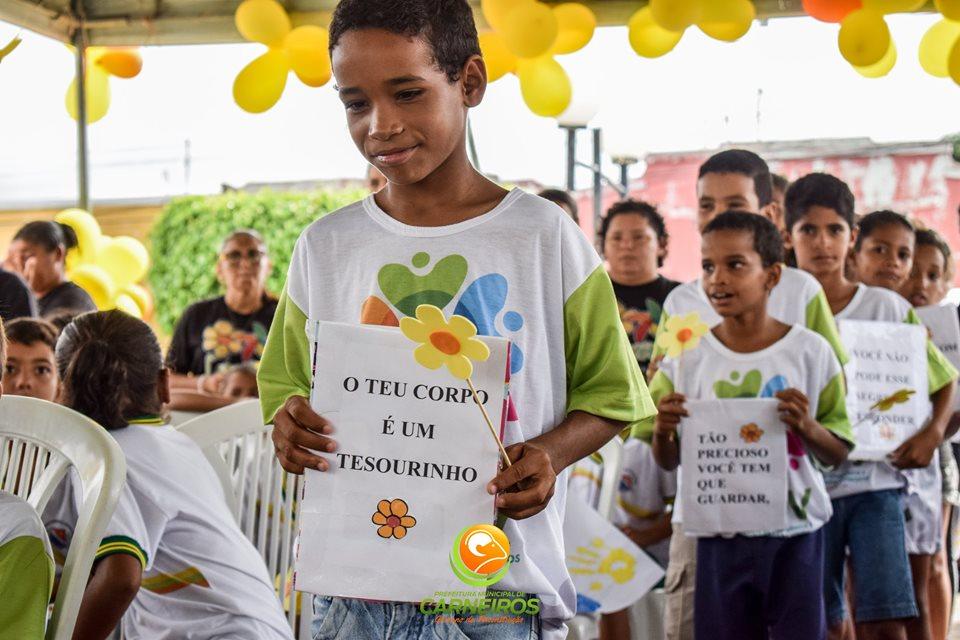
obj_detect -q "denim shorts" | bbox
[822,489,918,625]
[311,595,541,640]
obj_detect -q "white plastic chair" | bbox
[0,395,126,640]
[176,400,308,639]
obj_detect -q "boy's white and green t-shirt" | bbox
[637,326,853,537]
[258,189,656,624]
[45,422,293,640]
[0,491,54,639]
[653,267,848,365]
[824,285,958,499]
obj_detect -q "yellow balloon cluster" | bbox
[65,47,142,124]
[54,209,154,320]
[919,4,960,87]
[628,0,755,60]
[480,0,595,118]
[233,0,332,113]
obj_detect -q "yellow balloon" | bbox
[95,236,150,290]
[698,0,756,42]
[71,264,115,310]
[481,0,534,33]
[479,32,517,81]
[861,0,926,13]
[113,293,142,318]
[233,50,290,114]
[503,2,559,59]
[650,0,702,32]
[937,0,960,20]
[65,64,110,124]
[628,7,684,58]
[919,19,960,77]
[121,284,154,321]
[516,56,572,117]
[838,9,891,67]
[284,26,331,86]
[551,3,596,55]
[95,48,142,78]
[55,208,102,264]
[854,40,897,77]
[950,36,960,84]
[235,0,291,46]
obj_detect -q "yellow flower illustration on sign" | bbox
[202,320,242,359]
[870,388,916,412]
[399,304,490,380]
[739,423,764,444]
[655,312,709,358]
[568,537,636,588]
[373,498,417,540]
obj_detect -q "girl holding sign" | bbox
[643,211,853,640]
[785,177,958,640]
[900,228,960,640]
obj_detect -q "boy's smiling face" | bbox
[901,243,949,308]
[854,223,915,291]
[701,229,780,318]
[696,173,761,231]
[332,29,484,187]
[787,205,855,281]
[4,339,59,402]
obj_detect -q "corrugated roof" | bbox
[3,0,933,47]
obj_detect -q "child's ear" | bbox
[781,228,793,251]
[157,367,171,405]
[461,55,487,108]
[849,226,858,251]
[766,262,782,291]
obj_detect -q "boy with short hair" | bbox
[257,1,655,637]
[647,211,852,639]
[3,317,60,401]
[0,318,56,639]
[649,149,846,640]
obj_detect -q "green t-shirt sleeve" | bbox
[817,372,854,448]
[805,290,849,366]
[257,285,312,425]
[630,370,675,442]
[905,308,959,395]
[564,266,657,430]
[0,536,54,639]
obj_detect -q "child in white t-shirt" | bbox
[54,311,292,640]
[784,176,957,639]
[643,211,853,640]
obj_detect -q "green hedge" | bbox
[148,189,365,334]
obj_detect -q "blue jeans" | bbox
[311,596,541,640]
[823,489,918,625]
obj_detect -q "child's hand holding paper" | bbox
[272,396,337,473]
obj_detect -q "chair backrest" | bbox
[176,400,306,637]
[0,395,126,640]
[594,436,624,522]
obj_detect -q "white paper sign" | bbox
[840,319,931,461]
[916,304,960,417]
[680,399,788,536]
[564,493,665,614]
[295,322,509,603]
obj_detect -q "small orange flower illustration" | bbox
[202,320,243,359]
[372,498,417,540]
[739,423,764,444]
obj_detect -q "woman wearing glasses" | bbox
[165,230,277,411]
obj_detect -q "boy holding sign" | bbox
[643,212,853,640]
[785,177,958,639]
[257,1,655,638]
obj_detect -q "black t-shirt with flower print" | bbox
[611,275,680,373]
[165,295,278,376]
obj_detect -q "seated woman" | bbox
[55,311,292,640]
[165,230,277,412]
[6,221,96,318]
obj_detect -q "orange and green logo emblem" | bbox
[449,524,510,587]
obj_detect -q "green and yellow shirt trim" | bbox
[96,535,148,569]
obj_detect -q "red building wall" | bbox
[576,149,960,285]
